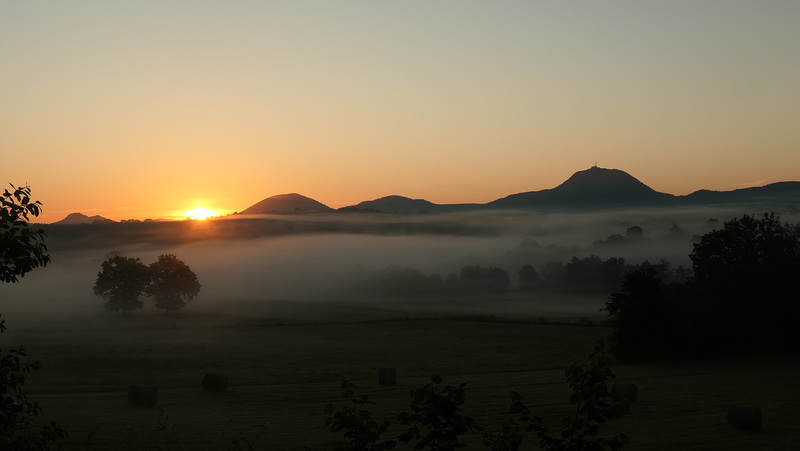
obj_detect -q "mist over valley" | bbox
[4,168,800,449]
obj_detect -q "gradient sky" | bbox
[3,1,799,223]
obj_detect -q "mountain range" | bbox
[52,167,800,223]
[242,166,800,215]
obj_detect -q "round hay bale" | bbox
[202,373,228,392]
[128,385,157,407]
[610,382,638,402]
[378,368,396,385]
[728,405,762,430]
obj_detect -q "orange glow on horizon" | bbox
[182,207,220,220]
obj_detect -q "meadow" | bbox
[10,298,800,450]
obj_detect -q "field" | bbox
[5,297,799,450]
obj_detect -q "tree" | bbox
[1,184,66,448]
[146,254,201,313]
[1,184,50,284]
[689,212,800,351]
[563,255,626,293]
[625,226,644,241]
[603,268,699,361]
[394,376,481,451]
[605,212,800,361]
[1,348,67,449]
[93,255,150,314]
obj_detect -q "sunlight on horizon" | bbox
[182,207,220,220]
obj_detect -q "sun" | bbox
[183,207,220,220]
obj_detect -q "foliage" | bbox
[605,212,800,360]
[345,265,444,298]
[146,254,201,313]
[93,253,201,314]
[564,255,626,293]
[538,261,565,289]
[0,184,50,283]
[324,380,396,451]
[93,255,151,314]
[154,405,176,450]
[222,421,268,451]
[0,347,67,449]
[690,212,800,351]
[517,264,539,291]
[555,341,630,450]
[394,376,481,451]
[0,184,65,449]
[484,341,629,451]
[324,344,628,451]
[603,268,699,361]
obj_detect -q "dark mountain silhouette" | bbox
[240,167,800,216]
[343,195,440,214]
[240,193,333,214]
[488,166,675,210]
[680,181,800,205]
[53,213,114,225]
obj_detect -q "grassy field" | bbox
[7,299,800,450]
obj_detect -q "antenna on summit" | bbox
[592,160,598,168]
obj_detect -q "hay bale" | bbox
[128,385,157,407]
[728,405,762,430]
[378,368,396,385]
[202,373,228,392]
[610,382,638,402]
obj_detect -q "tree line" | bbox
[343,256,689,298]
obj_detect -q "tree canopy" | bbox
[93,256,150,314]
[0,185,66,447]
[605,212,800,360]
[0,184,50,283]
[146,254,201,313]
[690,212,800,350]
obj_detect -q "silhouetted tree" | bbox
[664,224,688,242]
[146,254,201,313]
[539,261,565,289]
[1,185,66,448]
[564,255,626,293]
[93,255,150,314]
[1,184,50,284]
[604,268,699,361]
[690,212,800,351]
[625,226,644,241]
[606,212,800,361]
[517,264,539,290]
[344,264,444,297]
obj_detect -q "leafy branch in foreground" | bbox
[1,184,65,450]
[484,341,629,451]
[324,380,396,451]
[393,375,481,451]
[324,342,628,451]
[1,184,50,284]
[0,347,67,450]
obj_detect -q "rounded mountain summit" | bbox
[240,193,333,214]
[489,166,674,210]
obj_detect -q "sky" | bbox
[2,1,799,223]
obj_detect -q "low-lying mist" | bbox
[3,204,793,327]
